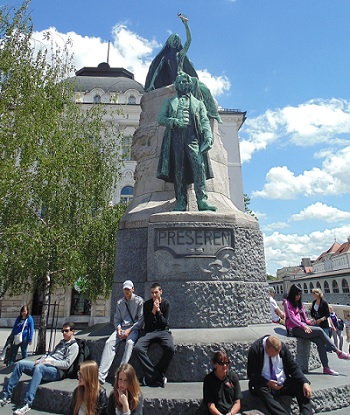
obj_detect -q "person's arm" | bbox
[131,394,143,415]
[130,298,144,332]
[66,387,78,415]
[96,387,108,415]
[28,315,35,343]
[198,101,213,153]
[154,300,170,329]
[284,300,307,329]
[275,305,285,320]
[45,341,79,370]
[106,393,116,415]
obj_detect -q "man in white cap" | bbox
[98,280,144,384]
[269,287,285,325]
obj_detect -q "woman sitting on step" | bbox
[107,363,143,415]
[284,284,350,376]
[67,360,108,415]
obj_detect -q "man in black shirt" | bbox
[134,282,175,387]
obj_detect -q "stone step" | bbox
[2,358,350,415]
[80,323,321,382]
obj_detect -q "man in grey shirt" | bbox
[0,321,79,415]
[99,280,144,384]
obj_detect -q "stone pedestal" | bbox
[112,85,270,328]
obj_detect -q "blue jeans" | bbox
[4,360,61,406]
[9,337,30,365]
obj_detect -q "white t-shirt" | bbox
[269,296,280,322]
[262,337,286,386]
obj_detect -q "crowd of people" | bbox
[0,282,350,415]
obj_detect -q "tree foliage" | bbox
[0,0,126,349]
[243,193,258,220]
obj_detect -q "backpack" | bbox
[337,319,344,331]
[64,338,91,379]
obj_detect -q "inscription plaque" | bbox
[154,228,234,258]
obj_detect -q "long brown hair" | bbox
[114,364,141,412]
[73,360,100,415]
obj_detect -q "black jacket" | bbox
[143,298,170,333]
[247,336,310,394]
[67,386,107,415]
[310,298,330,329]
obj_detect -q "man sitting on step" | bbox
[98,279,144,384]
[0,321,79,415]
[247,335,312,415]
[134,282,175,387]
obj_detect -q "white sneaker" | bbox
[13,403,31,415]
[0,393,11,406]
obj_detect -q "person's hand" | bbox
[200,138,213,153]
[118,389,129,412]
[309,319,316,326]
[178,13,188,24]
[303,383,312,398]
[304,326,312,334]
[174,118,188,129]
[266,380,283,391]
[123,328,132,338]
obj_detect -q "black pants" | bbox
[134,330,175,383]
[252,378,312,415]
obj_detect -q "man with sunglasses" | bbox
[247,335,312,415]
[0,322,79,415]
[98,280,144,384]
[203,350,242,415]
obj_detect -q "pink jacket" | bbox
[283,299,312,331]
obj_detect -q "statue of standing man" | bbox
[157,72,216,212]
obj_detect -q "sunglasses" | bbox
[217,361,230,366]
[61,329,71,333]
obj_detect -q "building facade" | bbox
[270,238,350,306]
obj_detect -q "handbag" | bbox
[14,318,27,345]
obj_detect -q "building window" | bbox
[120,186,134,204]
[128,95,136,104]
[280,285,283,294]
[342,279,349,293]
[276,286,280,294]
[310,282,314,291]
[303,283,308,294]
[122,137,132,161]
[71,289,91,315]
[93,94,101,104]
[332,280,339,294]
[324,281,330,294]
[316,281,321,289]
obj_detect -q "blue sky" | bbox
[11,0,350,275]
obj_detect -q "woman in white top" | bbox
[67,360,107,415]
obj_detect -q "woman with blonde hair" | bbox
[107,363,143,415]
[310,288,331,336]
[67,360,107,415]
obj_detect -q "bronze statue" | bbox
[157,72,216,212]
[145,14,222,124]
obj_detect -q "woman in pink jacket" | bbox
[284,284,349,376]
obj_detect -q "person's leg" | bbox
[331,329,339,348]
[154,331,175,378]
[171,132,187,210]
[338,330,344,350]
[98,331,120,383]
[20,338,29,360]
[133,333,157,382]
[281,378,312,415]
[292,327,329,368]
[24,364,60,406]
[252,384,289,415]
[9,344,20,365]
[120,330,139,365]
[4,360,35,398]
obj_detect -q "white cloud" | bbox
[252,146,350,199]
[291,202,350,223]
[264,225,350,275]
[261,221,289,233]
[31,25,231,96]
[240,98,350,163]
[197,69,231,97]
